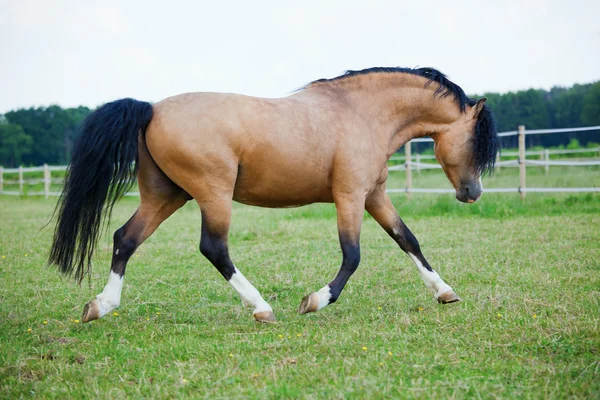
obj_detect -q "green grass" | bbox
[1,172,599,398]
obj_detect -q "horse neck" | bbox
[325,74,464,156]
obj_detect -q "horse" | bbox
[49,66,499,324]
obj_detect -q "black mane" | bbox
[308,66,471,112]
[308,66,500,174]
[472,103,500,175]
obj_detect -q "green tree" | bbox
[5,105,91,165]
[547,84,589,128]
[0,118,33,167]
[580,82,600,126]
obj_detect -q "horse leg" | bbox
[299,194,364,314]
[198,198,275,323]
[81,194,188,322]
[81,137,190,323]
[365,187,460,303]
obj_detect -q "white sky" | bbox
[1,0,599,113]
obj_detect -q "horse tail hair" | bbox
[48,98,153,283]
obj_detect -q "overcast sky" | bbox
[1,0,599,113]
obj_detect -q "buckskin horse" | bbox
[49,67,499,324]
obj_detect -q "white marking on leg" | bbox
[408,253,453,298]
[229,267,272,314]
[315,285,332,310]
[95,271,123,318]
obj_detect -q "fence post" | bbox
[518,125,526,199]
[405,142,412,200]
[0,166,3,194]
[495,151,500,171]
[19,166,24,195]
[544,149,550,175]
[44,164,50,199]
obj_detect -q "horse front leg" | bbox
[365,188,460,304]
[198,198,275,323]
[299,193,364,314]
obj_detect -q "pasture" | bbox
[1,166,599,398]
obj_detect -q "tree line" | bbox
[1,81,599,167]
[481,81,600,149]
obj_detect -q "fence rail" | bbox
[1,125,599,199]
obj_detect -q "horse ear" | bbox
[473,98,487,119]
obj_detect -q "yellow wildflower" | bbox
[113,312,118,316]
[362,346,368,351]
[74,319,80,323]
[27,328,32,332]
[43,321,48,324]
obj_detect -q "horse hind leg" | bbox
[82,141,190,322]
[81,192,188,322]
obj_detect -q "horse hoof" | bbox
[253,310,276,324]
[82,300,101,323]
[298,293,319,314]
[437,291,461,304]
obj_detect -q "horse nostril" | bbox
[465,186,470,196]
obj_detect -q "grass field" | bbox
[1,167,599,399]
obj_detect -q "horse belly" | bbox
[233,161,332,207]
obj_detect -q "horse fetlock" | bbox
[96,293,120,310]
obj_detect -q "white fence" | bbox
[0,164,66,198]
[1,126,599,199]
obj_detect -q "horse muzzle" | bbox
[456,181,482,203]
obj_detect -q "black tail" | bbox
[49,98,153,282]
